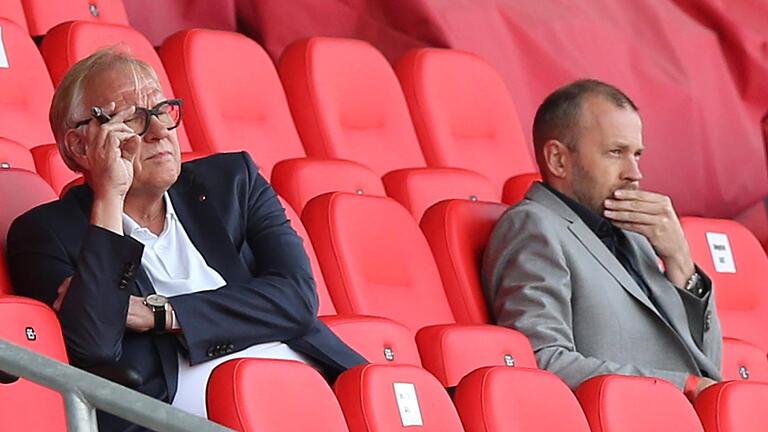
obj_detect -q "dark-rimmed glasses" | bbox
[72,99,183,137]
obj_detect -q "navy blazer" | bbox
[7,152,366,431]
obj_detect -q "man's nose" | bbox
[141,115,170,142]
[623,157,643,182]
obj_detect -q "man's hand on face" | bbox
[602,189,695,288]
[82,103,141,201]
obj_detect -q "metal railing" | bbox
[0,338,233,432]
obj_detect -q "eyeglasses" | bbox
[72,99,183,136]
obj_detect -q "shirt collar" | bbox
[122,192,177,236]
[541,182,615,240]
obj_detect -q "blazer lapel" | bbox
[527,183,662,318]
[167,169,251,284]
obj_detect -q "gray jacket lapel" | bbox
[526,183,662,318]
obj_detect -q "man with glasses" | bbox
[6,48,365,431]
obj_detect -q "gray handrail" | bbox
[0,338,233,432]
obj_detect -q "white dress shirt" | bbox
[123,193,310,417]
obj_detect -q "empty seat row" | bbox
[0,16,538,218]
[0,0,128,37]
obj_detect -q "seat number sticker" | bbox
[0,27,9,68]
[393,382,423,426]
[706,232,736,273]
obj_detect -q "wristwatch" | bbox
[144,294,169,333]
[684,272,704,297]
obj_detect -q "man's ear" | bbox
[63,129,88,167]
[542,139,570,179]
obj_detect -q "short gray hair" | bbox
[49,47,160,171]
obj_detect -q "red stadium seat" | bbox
[279,37,426,176]
[416,324,536,387]
[30,144,79,195]
[722,337,768,383]
[695,381,768,431]
[396,48,538,195]
[0,169,57,294]
[272,158,385,215]
[0,137,35,172]
[279,198,336,316]
[454,366,591,432]
[279,37,494,214]
[0,168,56,246]
[419,199,508,323]
[322,315,421,366]
[302,193,455,333]
[503,172,542,205]
[207,358,350,432]
[576,375,704,432]
[39,21,194,153]
[334,364,464,432]
[382,167,497,221]
[159,29,308,177]
[0,295,68,430]
[0,0,28,32]
[0,18,55,148]
[680,217,768,353]
[21,0,129,37]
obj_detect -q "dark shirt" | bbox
[542,183,673,322]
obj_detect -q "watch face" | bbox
[145,294,168,308]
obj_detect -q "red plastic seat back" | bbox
[455,366,591,432]
[334,364,464,432]
[272,158,385,215]
[279,37,426,176]
[207,358,350,432]
[322,315,421,366]
[503,173,542,205]
[302,193,455,333]
[0,18,55,148]
[39,21,193,152]
[0,168,56,244]
[396,48,536,194]
[681,217,768,351]
[0,137,35,172]
[420,199,508,323]
[722,337,768,383]
[22,0,129,37]
[0,169,57,294]
[279,198,335,316]
[0,295,68,430]
[695,381,768,432]
[0,0,28,33]
[160,29,306,177]
[30,144,79,195]
[576,375,704,432]
[382,167,499,222]
[416,324,536,387]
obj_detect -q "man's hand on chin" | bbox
[602,189,695,288]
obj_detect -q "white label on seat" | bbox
[706,232,736,273]
[0,27,9,68]
[393,382,423,427]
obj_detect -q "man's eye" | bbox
[609,149,622,156]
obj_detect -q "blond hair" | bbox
[49,46,160,171]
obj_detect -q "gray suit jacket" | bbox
[482,183,722,389]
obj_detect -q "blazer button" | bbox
[704,311,712,332]
[227,344,235,352]
[206,347,216,358]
